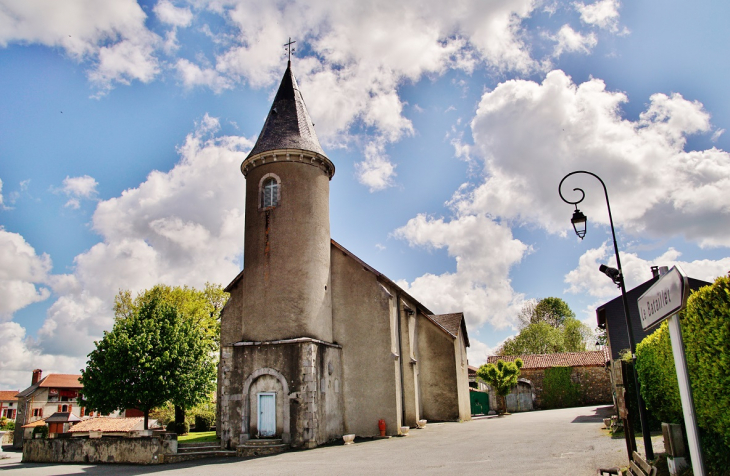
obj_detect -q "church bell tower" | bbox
[239,61,335,343]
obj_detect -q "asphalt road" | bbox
[0,405,632,475]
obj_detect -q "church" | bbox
[217,60,471,451]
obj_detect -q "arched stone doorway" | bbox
[241,368,291,443]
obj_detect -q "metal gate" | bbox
[257,393,276,437]
[505,381,533,412]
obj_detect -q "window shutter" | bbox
[39,408,43,417]
[69,404,73,413]
[80,407,85,417]
[58,405,62,412]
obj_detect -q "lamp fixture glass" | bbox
[571,208,587,239]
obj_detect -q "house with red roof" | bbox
[485,350,612,412]
[0,390,19,421]
[12,369,87,447]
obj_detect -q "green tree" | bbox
[113,283,227,429]
[499,322,565,355]
[502,298,591,355]
[80,296,217,429]
[477,358,524,414]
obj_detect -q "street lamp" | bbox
[571,207,587,239]
[559,170,654,460]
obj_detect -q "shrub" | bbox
[32,425,48,439]
[175,421,190,435]
[682,275,730,449]
[165,419,176,433]
[635,321,682,424]
[194,412,215,432]
[542,366,580,409]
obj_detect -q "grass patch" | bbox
[177,431,218,443]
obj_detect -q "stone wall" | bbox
[490,365,612,411]
[22,435,177,464]
[218,339,344,450]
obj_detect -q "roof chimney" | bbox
[32,369,42,385]
[651,266,659,278]
[658,266,669,276]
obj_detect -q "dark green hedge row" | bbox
[542,366,580,409]
[635,274,730,472]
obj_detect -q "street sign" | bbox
[637,265,689,330]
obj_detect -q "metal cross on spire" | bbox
[284,37,296,65]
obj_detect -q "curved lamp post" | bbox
[559,170,654,460]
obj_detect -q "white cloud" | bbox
[466,337,496,366]
[175,58,233,93]
[355,140,397,192]
[564,243,730,301]
[62,175,98,197]
[0,0,160,92]
[0,227,52,320]
[59,175,98,208]
[552,24,597,57]
[394,213,530,331]
[575,0,621,32]
[186,0,589,163]
[154,0,193,28]
[0,321,83,389]
[0,119,252,385]
[459,70,729,247]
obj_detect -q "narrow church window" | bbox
[259,174,281,209]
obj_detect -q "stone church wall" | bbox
[417,315,460,422]
[330,247,399,437]
[217,340,343,450]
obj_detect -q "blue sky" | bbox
[1,0,729,389]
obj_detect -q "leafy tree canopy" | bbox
[517,297,576,329]
[477,358,523,414]
[82,284,227,429]
[114,283,227,347]
[500,297,593,355]
[81,296,217,429]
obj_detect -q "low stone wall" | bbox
[488,365,612,411]
[520,366,612,409]
[22,434,177,464]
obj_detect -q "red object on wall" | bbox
[378,419,386,437]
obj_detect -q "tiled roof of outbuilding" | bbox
[22,418,47,428]
[0,390,18,401]
[68,417,146,433]
[38,374,82,389]
[486,349,609,369]
[246,63,327,160]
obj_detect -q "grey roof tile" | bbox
[246,62,326,159]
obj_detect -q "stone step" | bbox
[237,442,289,458]
[242,438,283,446]
[164,450,237,464]
[178,444,222,453]
[178,441,221,448]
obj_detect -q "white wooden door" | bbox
[258,393,276,437]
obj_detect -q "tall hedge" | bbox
[541,367,581,409]
[635,321,682,424]
[635,274,730,452]
[682,274,730,449]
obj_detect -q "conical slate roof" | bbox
[246,62,326,160]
